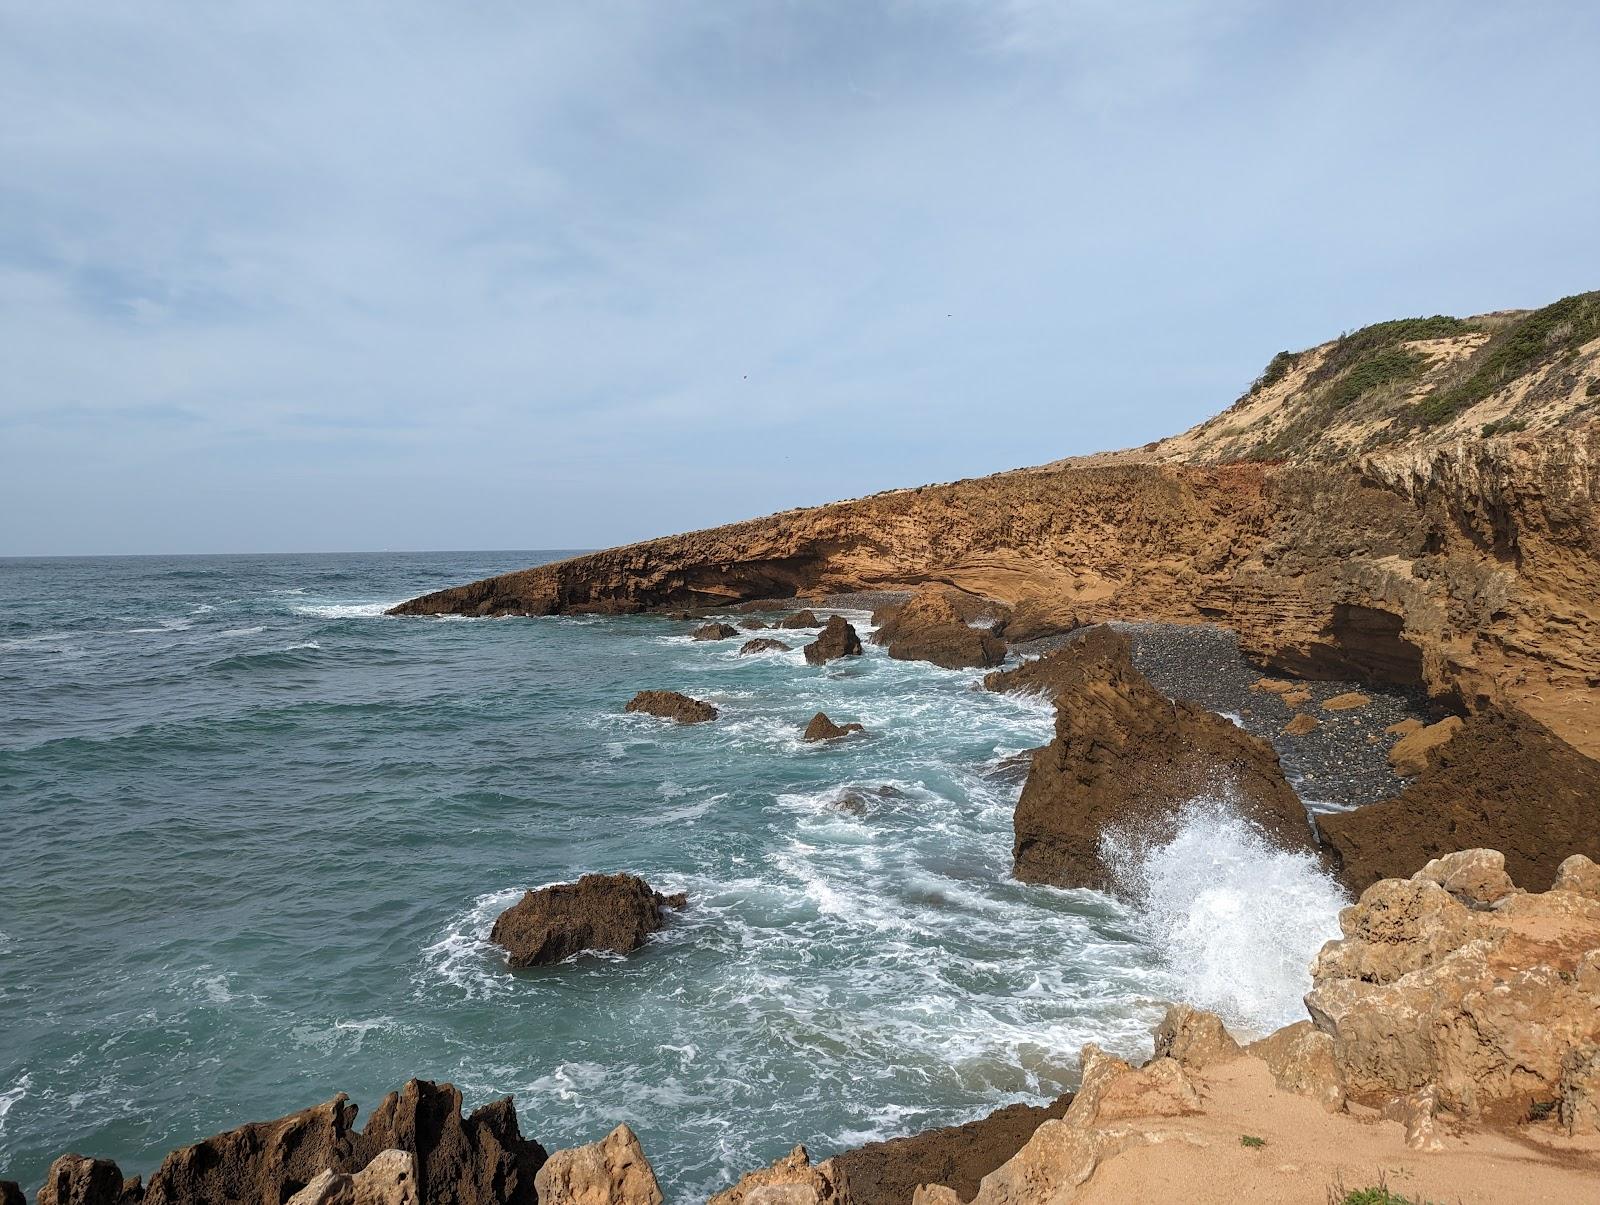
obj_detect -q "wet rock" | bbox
[802,713,865,742]
[533,1124,663,1205]
[777,610,821,630]
[994,596,1078,643]
[1387,715,1462,776]
[709,1146,850,1205]
[285,1150,418,1205]
[624,691,718,724]
[989,626,1317,890]
[803,616,863,665]
[739,638,790,655]
[35,1156,129,1205]
[692,623,739,641]
[1321,691,1370,711]
[1553,854,1600,899]
[872,586,1006,670]
[1248,1021,1344,1112]
[1319,708,1600,892]
[740,619,771,631]
[1151,1004,1242,1071]
[490,873,687,968]
[1411,848,1517,908]
[1282,713,1319,736]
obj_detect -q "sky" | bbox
[2,2,1598,555]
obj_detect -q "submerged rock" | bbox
[802,712,865,741]
[624,690,718,723]
[739,638,790,655]
[872,586,1006,669]
[691,622,739,641]
[803,616,863,665]
[490,873,687,968]
[533,1124,662,1205]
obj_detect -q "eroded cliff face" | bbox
[393,423,1600,758]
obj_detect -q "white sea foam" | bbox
[291,601,397,619]
[1100,798,1348,1036]
[284,640,321,651]
[0,1074,29,1136]
[418,888,523,1000]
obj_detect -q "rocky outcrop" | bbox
[777,611,821,630]
[802,712,865,742]
[532,1125,662,1205]
[738,638,790,655]
[692,623,739,641]
[831,1095,1072,1205]
[803,616,863,665]
[708,1147,850,1205]
[25,1081,547,1205]
[623,691,718,724]
[990,626,1317,890]
[1150,1004,1242,1071]
[993,597,1080,643]
[1304,849,1600,1126]
[489,874,686,968]
[1319,708,1600,892]
[871,587,1006,670]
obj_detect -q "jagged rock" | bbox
[1552,854,1600,899]
[1282,713,1319,736]
[1388,715,1463,776]
[802,713,865,742]
[803,616,863,665]
[871,586,1006,670]
[533,1124,662,1205]
[691,622,739,641]
[1304,863,1600,1125]
[739,638,790,655]
[1411,848,1517,908]
[1150,1004,1242,1071]
[988,626,1317,890]
[1248,1021,1344,1112]
[708,1146,850,1205]
[285,1150,418,1205]
[624,691,718,723]
[1068,1045,1200,1126]
[1319,708,1600,892]
[35,1156,129,1205]
[490,874,686,968]
[1322,692,1370,711]
[993,596,1078,643]
[777,610,821,630]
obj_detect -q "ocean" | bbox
[0,552,1345,1199]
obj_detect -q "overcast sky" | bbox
[3,1,1597,555]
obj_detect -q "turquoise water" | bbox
[1,552,1300,1199]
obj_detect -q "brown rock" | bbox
[831,1094,1073,1205]
[709,1146,850,1205]
[1282,713,1319,736]
[1386,718,1425,736]
[872,586,1006,670]
[1150,1004,1242,1071]
[1247,1021,1344,1112]
[35,1156,129,1205]
[992,626,1317,890]
[993,596,1078,643]
[1561,1047,1600,1135]
[1,1184,24,1205]
[489,873,686,968]
[692,623,739,641]
[803,616,863,665]
[740,619,771,631]
[802,713,865,742]
[1410,848,1517,908]
[1251,678,1297,694]
[739,638,790,655]
[1553,854,1600,899]
[777,610,821,629]
[1319,708,1600,893]
[624,691,718,723]
[284,1150,418,1205]
[533,1124,662,1205]
[1321,691,1370,711]
[1281,689,1312,708]
[1387,715,1463,776]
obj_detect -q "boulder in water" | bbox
[803,616,863,665]
[872,586,1006,669]
[778,609,821,629]
[740,618,771,631]
[738,638,790,655]
[803,712,865,741]
[624,691,717,723]
[691,622,739,641]
[490,873,687,968]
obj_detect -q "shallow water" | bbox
[0,553,1344,1198]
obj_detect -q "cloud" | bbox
[1,0,1597,553]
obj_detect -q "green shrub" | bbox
[1239,1134,1266,1148]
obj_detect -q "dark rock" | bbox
[830,794,871,816]
[738,638,790,655]
[995,596,1082,643]
[35,1156,130,1205]
[989,626,1317,890]
[0,1183,24,1205]
[489,873,687,968]
[732,598,792,614]
[1320,708,1600,893]
[830,1092,1073,1205]
[358,1083,544,1205]
[778,610,821,629]
[624,691,718,723]
[739,619,771,631]
[802,712,866,742]
[803,616,864,665]
[666,610,696,621]
[873,586,1006,669]
[691,623,739,641]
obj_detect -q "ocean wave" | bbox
[290,601,398,619]
[0,1073,31,1136]
[416,888,524,1001]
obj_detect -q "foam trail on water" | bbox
[1100,798,1348,1036]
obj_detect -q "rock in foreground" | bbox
[872,586,1006,669]
[803,616,863,665]
[624,690,718,723]
[709,1146,850,1205]
[989,626,1316,890]
[490,873,687,968]
[802,712,865,742]
[534,1125,662,1205]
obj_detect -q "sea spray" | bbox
[1100,797,1348,1036]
